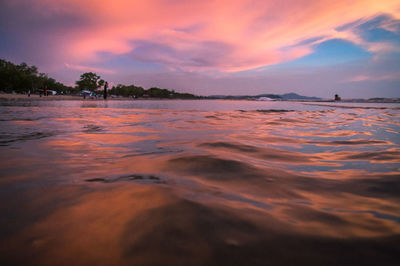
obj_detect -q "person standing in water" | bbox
[104,81,108,100]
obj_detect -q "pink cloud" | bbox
[10,0,400,71]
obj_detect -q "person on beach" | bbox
[28,90,30,97]
[104,81,108,100]
[44,86,47,96]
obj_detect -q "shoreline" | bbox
[0,93,139,101]
[0,93,197,101]
[0,93,83,101]
[1,93,399,103]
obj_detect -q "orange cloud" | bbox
[31,0,400,71]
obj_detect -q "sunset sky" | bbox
[1,0,399,97]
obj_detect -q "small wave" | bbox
[0,132,54,145]
[83,124,103,133]
[304,103,400,110]
[237,109,294,113]
[336,149,400,162]
[85,174,165,184]
[256,109,294,113]
[308,139,390,146]
[199,141,316,163]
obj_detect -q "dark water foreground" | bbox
[0,100,399,266]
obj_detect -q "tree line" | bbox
[109,84,199,99]
[0,58,200,99]
[0,58,75,94]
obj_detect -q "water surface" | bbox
[0,100,399,265]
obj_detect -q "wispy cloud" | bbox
[65,63,115,74]
[348,73,400,82]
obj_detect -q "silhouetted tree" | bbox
[0,58,73,94]
[0,58,199,98]
[147,87,171,98]
[76,72,104,92]
[109,84,145,97]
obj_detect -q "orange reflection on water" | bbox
[283,191,400,238]
[2,185,175,266]
[73,133,158,145]
[301,169,400,180]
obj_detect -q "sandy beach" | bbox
[0,93,199,101]
[0,93,85,101]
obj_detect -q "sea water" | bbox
[0,100,399,265]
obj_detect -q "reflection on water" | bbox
[0,100,399,265]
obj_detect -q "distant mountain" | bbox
[255,94,282,99]
[208,92,320,100]
[208,94,281,99]
[208,95,255,99]
[280,93,321,100]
